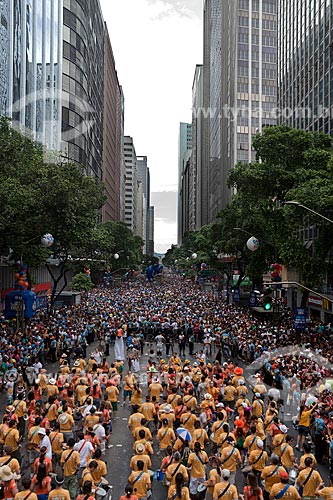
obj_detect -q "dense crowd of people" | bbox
[0,275,332,500]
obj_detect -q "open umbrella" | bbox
[176,427,192,442]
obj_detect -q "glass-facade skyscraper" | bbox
[0,0,105,181]
[278,0,333,136]
[0,0,63,150]
[204,0,277,222]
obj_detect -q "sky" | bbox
[100,0,203,254]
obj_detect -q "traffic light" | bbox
[262,287,273,311]
[263,295,273,310]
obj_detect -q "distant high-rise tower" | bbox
[123,136,137,233]
[177,122,192,244]
[204,0,277,222]
[278,0,333,136]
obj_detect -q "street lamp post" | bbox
[284,201,333,224]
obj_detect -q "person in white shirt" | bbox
[38,428,52,459]
[93,421,106,453]
[74,432,95,478]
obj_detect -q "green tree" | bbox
[70,272,95,292]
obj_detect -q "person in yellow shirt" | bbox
[191,421,209,450]
[130,443,151,473]
[298,443,317,470]
[244,426,260,458]
[261,455,286,498]
[3,420,20,460]
[168,472,191,500]
[105,383,119,416]
[187,442,209,496]
[12,393,27,439]
[148,379,163,401]
[123,371,136,407]
[296,457,323,498]
[280,435,296,471]
[139,397,156,432]
[180,409,197,436]
[270,470,300,500]
[46,396,59,425]
[60,438,80,499]
[128,461,151,499]
[248,439,268,474]
[58,411,75,442]
[133,429,154,456]
[157,419,176,454]
[128,408,145,436]
[134,423,153,442]
[48,474,71,500]
[213,468,238,500]
[183,391,197,411]
[131,385,143,411]
[75,380,89,406]
[218,424,236,452]
[49,422,64,470]
[87,449,107,483]
[0,445,20,476]
[165,452,188,486]
[296,403,318,450]
[211,412,227,454]
[14,477,38,500]
[84,408,99,431]
[168,390,182,410]
[272,427,288,457]
[316,475,333,500]
[220,437,242,485]
[252,393,265,418]
[205,456,221,500]
[45,378,59,398]
[159,405,176,428]
[224,382,237,408]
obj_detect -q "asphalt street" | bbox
[5,339,330,500]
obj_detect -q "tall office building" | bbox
[123,136,137,233]
[137,156,156,255]
[0,0,107,182]
[278,0,333,136]
[204,0,277,221]
[102,25,122,222]
[0,0,63,150]
[192,64,208,230]
[177,122,192,244]
[147,206,155,256]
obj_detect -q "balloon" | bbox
[114,253,119,260]
[18,280,23,286]
[15,273,19,279]
[246,236,260,252]
[41,233,54,247]
[192,253,198,259]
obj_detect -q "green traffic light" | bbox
[264,302,272,310]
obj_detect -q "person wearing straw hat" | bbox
[130,443,151,473]
[48,474,70,500]
[45,379,59,398]
[0,465,19,499]
[14,476,37,500]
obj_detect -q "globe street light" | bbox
[284,201,333,224]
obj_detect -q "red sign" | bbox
[308,295,323,307]
[1,282,51,300]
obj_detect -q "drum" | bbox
[157,470,165,482]
[95,487,107,500]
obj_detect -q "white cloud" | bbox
[100,0,202,250]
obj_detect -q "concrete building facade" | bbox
[123,136,137,233]
[177,122,192,244]
[102,25,122,222]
